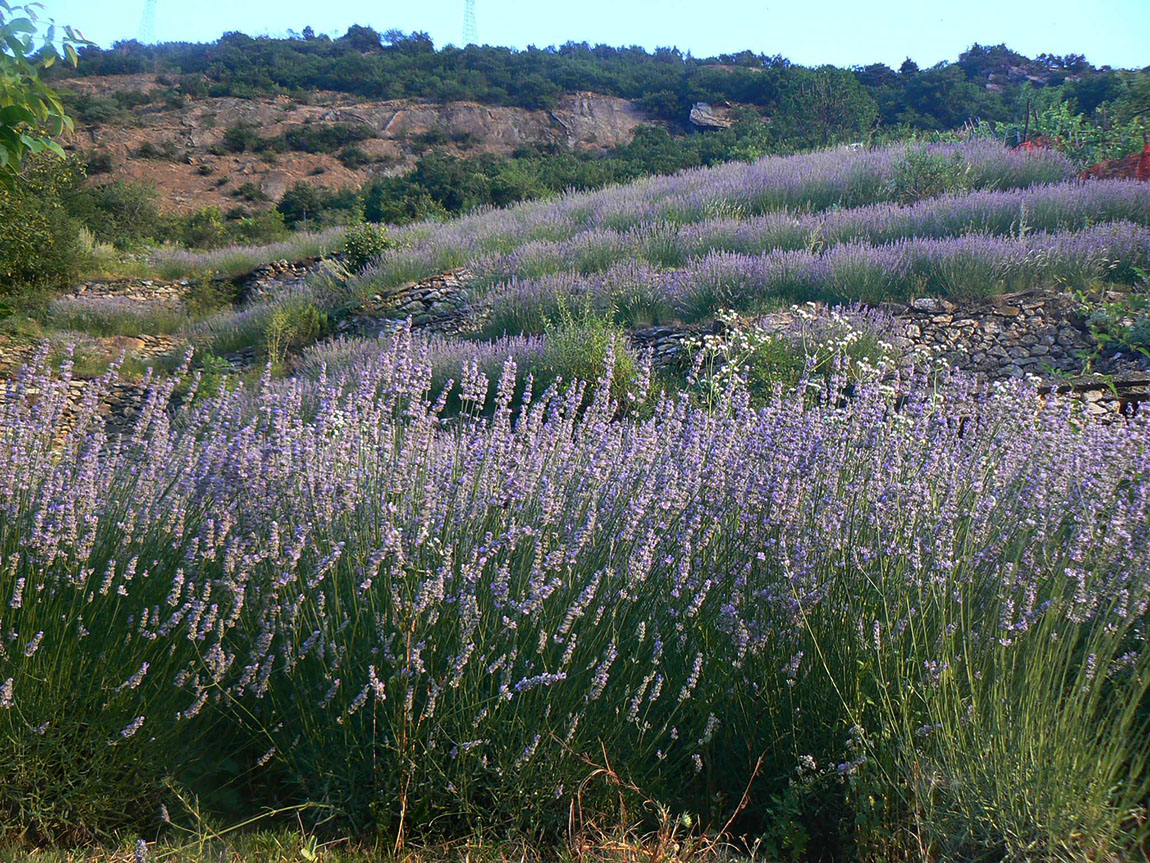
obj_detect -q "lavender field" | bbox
[3,140,1150,861]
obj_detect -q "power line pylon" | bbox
[463,0,478,45]
[138,0,157,43]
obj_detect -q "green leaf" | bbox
[44,138,62,157]
[4,33,29,56]
[0,104,35,125]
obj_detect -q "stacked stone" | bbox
[339,268,474,336]
[892,292,1096,380]
[239,259,322,301]
[65,279,189,303]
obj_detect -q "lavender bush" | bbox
[352,141,1073,304]
[471,179,1150,290]
[151,227,348,280]
[481,221,1150,331]
[1,331,1148,859]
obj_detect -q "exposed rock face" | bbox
[551,93,649,150]
[689,102,734,129]
[63,75,652,213]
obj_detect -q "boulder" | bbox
[689,102,733,129]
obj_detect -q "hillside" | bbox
[12,33,1135,276]
[63,73,652,212]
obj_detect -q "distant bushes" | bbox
[276,181,362,229]
[217,121,376,156]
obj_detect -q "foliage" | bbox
[276,181,361,229]
[64,176,163,248]
[51,33,1133,139]
[885,145,976,203]
[0,151,83,293]
[983,98,1149,169]
[540,296,645,407]
[341,221,392,271]
[684,306,893,408]
[776,66,879,146]
[217,120,375,157]
[0,1,88,185]
[1076,276,1150,358]
[263,299,327,365]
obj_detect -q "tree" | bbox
[780,66,879,146]
[0,1,88,186]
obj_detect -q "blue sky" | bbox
[54,0,1149,69]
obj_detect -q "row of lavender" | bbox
[354,141,1076,298]
[177,142,1119,356]
[482,221,1150,333]
[471,179,1150,288]
[151,140,1071,288]
[2,333,1147,857]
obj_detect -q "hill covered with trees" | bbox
[54,31,1149,134]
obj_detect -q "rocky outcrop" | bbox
[631,290,1150,419]
[64,76,653,214]
[238,258,325,302]
[66,278,189,303]
[689,102,734,129]
[888,292,1096,379]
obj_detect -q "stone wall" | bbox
[630,290,1150,419]
[66,278,189,303]
[337,269,474,337]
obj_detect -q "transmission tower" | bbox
[138,0,157,43]
[462,0,478,45]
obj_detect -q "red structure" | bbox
[1080,143,1150,181]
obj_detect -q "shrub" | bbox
[184,275,237,316]
[282,123,375,155]
[539,297,646,407]
[338,144,373,169]
[84,150,115,175]
[227,208,290,246]
[67,179,164,249]
[277,181,362,229]
[175,207,229,249]
[684,306,893,408]
[1129,315,1150,350]
[264,301,328,365]
[0,155,86,295]
[220,122,269,154]
[887,145,977,204]
[341,222,393,271]
[230,181,268,203]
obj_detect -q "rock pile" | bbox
[631,290,1150,418]
[65,279,189,303]
[337,268,473,336]
[238,258,323,301]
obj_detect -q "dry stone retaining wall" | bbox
[631,291,1149,418]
